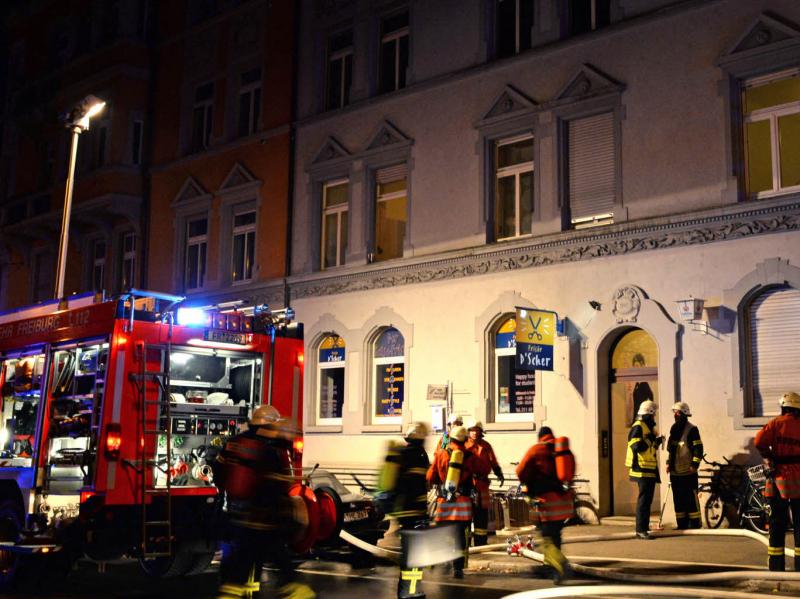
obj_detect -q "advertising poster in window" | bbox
[376,363,404,416]
[515,307,556,371]
[498,356,535,414]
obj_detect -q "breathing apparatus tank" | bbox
[444,448,464,497]
[554,437,575,484]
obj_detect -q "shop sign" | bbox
[426,384,448,402]
[515,307,556,371]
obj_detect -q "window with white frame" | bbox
[568,0,610,35]
[191,82,214,152]
[495,135,534,240]
[372,327,405,423]
[374,165,407,262]
[90,239,106,292]
[231,210,256,283]
[567,111,616,228]
[326,30,353,110]
[317,334,345,424]
[119,232,136,290]
[744,285,800,417]
[742,70,800,198]
[321,180,348,269]
[379,12,409,94]
[185,217,208,290]
[238,67,262,137]
[492,316,534,422]
[496,0,534,58]
[131,119,143,165]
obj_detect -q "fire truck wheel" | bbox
[0,499,23,590]
[184,549,216,575]
[138,543,194,578]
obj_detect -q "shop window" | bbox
[744,285,800,417]
[238,67,261,137]
[495,134,533,240]
[371,327,405,423]
[742,70,800,198]
[327,30,353,110]
[191,82,214,152]
[185,217,208,290]
[0,352,46,467]
[231,209,256,282]
[566,111,616,228]
[322,179,349,269]
[379,12,409,94]
[496,0,534,58]
[317,334,345,424]
[374,165,407,262]
[491,316,534,422]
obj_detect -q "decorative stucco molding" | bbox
[290,198,800,300]
[611,286,643,324]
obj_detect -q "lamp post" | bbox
[54,94,106,301]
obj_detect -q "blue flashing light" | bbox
[177,307,207,327]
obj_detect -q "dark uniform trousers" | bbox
[540,520,564,550]
[398,516,426,598]
[636,478,657,534]
[670,474,701,529]
[472,503,489,547]
[768,496,800,571]
[218,525,295,598]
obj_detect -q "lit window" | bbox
[374,166,407,262]
[119,232,136,290]
[321,180,348,269]
[372,327,404,423]
[379,12,409,94]
[317,334,345,424]
[496,0,534,58]
[495,135,533,240]
[569,0,610,35]
[743,70,800,198]
[231,210,255,282]
[91,239,106,292]
[492,316,534,422]
[238,67,261,137]
[327,31,353,110]
[191,82,214,152]
[185,217,208,290]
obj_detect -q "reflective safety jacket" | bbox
[626,419,660,481]
[755,412,800,499]
[516,435,574,522]
[465,438,500,509]
[427,441,477,522]
[666,420,703,476]
[378,440,430,520]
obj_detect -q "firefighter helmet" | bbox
[447,414,463,426]
[404,421,430,441]
[779,391,800,410]
[251,404,281,425]
[637,400,658,416]
[672,402,691,416]
[450,426,468,443]
[466,419,484,432]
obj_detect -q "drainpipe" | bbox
[140,2,159,290]
[283,0,300,310]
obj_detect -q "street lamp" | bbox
[54,94,106,301]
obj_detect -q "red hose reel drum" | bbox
[289,483,320,553]
[314,489,339,542]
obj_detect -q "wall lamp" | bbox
[588,300,602,311]
[676,296,708,334]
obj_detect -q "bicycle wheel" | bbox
[703,493,727,529]
[741,486,769,535]
[573,500,601,525]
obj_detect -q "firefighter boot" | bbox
[398,568,425,598]
[768,546,785,571]
[278,582,317,599]
[540,537,570,584]
[243,565,260,599]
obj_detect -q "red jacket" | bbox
[427,440,478,490]
[516,434,574,522]
[466,438,499,509]
[755,413,800,499]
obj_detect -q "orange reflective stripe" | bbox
[434,496,473,522]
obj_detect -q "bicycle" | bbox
[699,455,770,534]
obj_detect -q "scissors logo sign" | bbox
[515,307,556,371]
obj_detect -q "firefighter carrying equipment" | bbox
[445,448,465,497]
[516,434,575,522]
[626,419,659,479]
[554,437,575,484]
[377,435,430,520]
[667,421,702,476]
[780,391,800,410]
[755,408,800,499]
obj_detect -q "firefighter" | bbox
[435,414,463,457]
[465,419,503,546]
[666,402,703,529]
[754,391,800,572]
[426,425,476,579]
[215,405,315,599]
[626,399,664,539]
[516,427,574,582]
[378,422,431,599]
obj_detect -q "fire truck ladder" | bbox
[131,341,174,560]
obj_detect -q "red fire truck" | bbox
[0,290,319,587]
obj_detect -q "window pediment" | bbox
[364,120,411,152]
[171,177,211,208]
[219,162,259,193]
[312,136,351,165]
[479,85,537,125]
[555,64,624,102]
[722,12,800,58]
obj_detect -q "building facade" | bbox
[289,0,800,521]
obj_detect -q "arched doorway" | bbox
[604,328,659,516]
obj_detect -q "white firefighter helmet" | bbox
[780,391,800,410]
[447,413,464,426]
[450,426,468,443]
[637,400,658,416]
[466,419,484,432]
[251,404,281,425]
[672,402,691,416]
[404,421,430,441]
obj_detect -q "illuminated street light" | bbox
[54,95,106,301]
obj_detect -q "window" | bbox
[374,165,407,262]
[238,67,262,137]
[322,180,349,269]
[379,12,409,94]
[90,239,106,292]
[744,285,800,417]
[32,253,52,302]
[491,316,534,422]
[327,31,353,110]
[372,328,404,423]
[495,135,533,240]
[191,82,214,152]
[496,0,534,58]
[318,334,345,424]
[567,111,615,228]
[119,232,136,290]
[231,210,255,282]
[132,120,143,165]
[185,217,208,290]
[568,0,610,35]
[742,70,800,198]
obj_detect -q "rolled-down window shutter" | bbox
[568,112,616,222]
[749,286,800,417]
[375,163,407,184]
